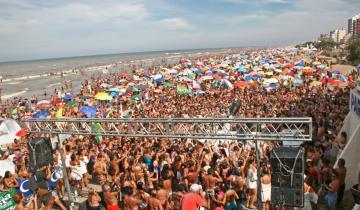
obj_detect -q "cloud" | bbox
[153,18,195,30]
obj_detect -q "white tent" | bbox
[0,159,16,177]
[0,119,22,145]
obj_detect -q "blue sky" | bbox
[0,0,359,62]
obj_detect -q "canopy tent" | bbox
[0,119,23,145]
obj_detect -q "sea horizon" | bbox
[0,45,265,64]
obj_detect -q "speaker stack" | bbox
[229,99,241,116]
[270,147,305,207]
[28,137,54,172]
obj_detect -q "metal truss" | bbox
[23,117,312,141]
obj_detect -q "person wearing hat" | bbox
[181,184,207,210]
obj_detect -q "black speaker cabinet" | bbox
[352,184,360,205]
[229,100,241,115]
[270,147,304,207]
[28,137,53,172]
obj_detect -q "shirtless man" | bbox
[324,170,340,210]
[203,168,223,196]
[103,183,119,210]
[156,181,169,209]
[148,190,164,210]
[123,186,141,210]
[336,158,346,203]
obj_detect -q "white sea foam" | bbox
[2,90,27,99]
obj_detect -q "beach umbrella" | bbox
[258,71,265,76]
[330,80,347,87]
[274,69,282,73]
[265,72,273,76]
[123,109,133,118]
[222,79,233,89]
[195,90,206,95]
[253,66,261,71]
[179,77,192,82]
[79,106,97,118]
[33,110,51,119]
[339,75,348,83]
[82,95,92,99]
[128,87,139,93]
[310,81,322,87]
[37,100,50,104]
[51,99,62,106]
[65,100,78,107]
[194,69,202,74]
[108,87,121,92]
[36,103,51,108]
[244,75,253,81]
[164,83,173,87]
[100,83,111,88]
[200,75,213,81]
[332,70,342,74]
[136,84,147,89]
[294,78,303,84]
[154,76,165,83]
[94,92,112,101]
[234,81,249,88]
[109,91,119,98]
[56,108,63,118]
[63,94,73,100]
[36,100,52,108]
[205,71,213,75]
[266,78,279,84]
[302,68,312,74]
[237,66,247,73]
[295,61,305,67]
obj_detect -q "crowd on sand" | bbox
[0,47,359,210]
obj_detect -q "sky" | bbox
[0,0,359,62]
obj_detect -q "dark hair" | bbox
[338,158,345,167]
[70,153,76,161]
[4,171,10,179]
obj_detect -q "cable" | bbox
[272,147,302,187]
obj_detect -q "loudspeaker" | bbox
[270,147,304,207]
[28,138,53,172]
[352,184,360,204]
[229,100,241,115]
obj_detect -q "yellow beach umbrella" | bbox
[94,92,112,101]
[310,81,322,87]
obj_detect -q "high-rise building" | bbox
[330,28,346,43]
[348,14,360,39]
[348,18,353,34]
[354,18,360,39]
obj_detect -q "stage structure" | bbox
[22,117,312,210]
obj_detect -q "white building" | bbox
[330,28,346,43]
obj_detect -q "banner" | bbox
[0,188,16,210]
[350,89,360,119]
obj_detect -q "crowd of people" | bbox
[0,47,358,210]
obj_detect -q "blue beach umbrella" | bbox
[109,91,119,98]
[79,106,97,118]
[63,94,73,100]
[33,110,50,119]
[136,84,147,89]
[194,69,202,74]
[237,66,247,73]
[195,90,206,95]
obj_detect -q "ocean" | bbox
[0,47,240,99]
[0,48,238,78]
